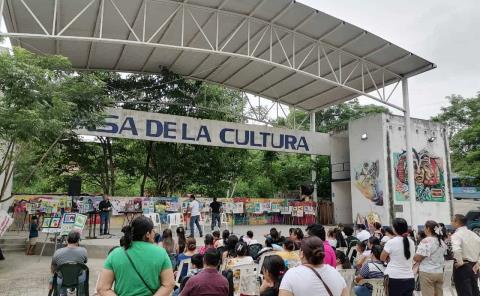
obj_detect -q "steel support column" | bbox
[402,78,416,227]
[310,112,318,202]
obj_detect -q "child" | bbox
[260,255,286,296]
[27,216,39,255]
[335,250,352,270]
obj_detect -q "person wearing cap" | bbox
[306,224,337,268]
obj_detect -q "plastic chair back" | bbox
[231,263,259,296]
[175,258,192,288]
[359,279,385,296]
[247,243,263,260]
[338,269,355,293]
[54,262,89,296]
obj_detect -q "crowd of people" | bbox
[46,213,480,296]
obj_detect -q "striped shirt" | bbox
[359,259,385,279]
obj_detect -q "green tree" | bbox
[433,93,480,177]
[0,48,108,203]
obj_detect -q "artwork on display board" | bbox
[50,217,61,228]
[233,202,244,214]
[0,211,14,237]
[280,206,291,215]
[296,206,304,217]
[271,203,280,213]
[42,218,52,228]
[394,149,446,202]
[354,160,384,206]
[253,203,262,214]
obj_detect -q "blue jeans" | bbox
[100,212,109,234]
[189,215,202,237]
[211,213,220,230]
[354,285,372,296]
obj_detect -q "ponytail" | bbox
[121,225,133,250]
[402,236,411,260]
[393,218,411,260]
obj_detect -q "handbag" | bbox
[304,265,333,296]
[124,250,156,295]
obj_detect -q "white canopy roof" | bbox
[1,0,435,111]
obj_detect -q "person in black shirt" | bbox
[209,198,222,231]
[98,195,112,235]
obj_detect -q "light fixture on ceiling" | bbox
[361,133,368,141]
[428,136,436,142]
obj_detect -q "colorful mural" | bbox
[354,160,384,206]
[394,149,446,202]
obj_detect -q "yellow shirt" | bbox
[276,251,300,261]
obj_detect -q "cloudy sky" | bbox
[300,0,480,119]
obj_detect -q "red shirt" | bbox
[323,241,337,268]
[180,268,229,296]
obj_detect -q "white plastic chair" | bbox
[442,260,455,295]
[338,269,356,294]
[175,258,192,288]
[358,279,385,296]
[221,212,228,229]
[167,213,182,229]
[231,263,259,296]
[143,213,162,233]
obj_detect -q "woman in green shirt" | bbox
[97,216,175,296]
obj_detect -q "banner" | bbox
[77,108,330,155]
[0,211,13,237]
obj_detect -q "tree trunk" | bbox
[140,142,153,196]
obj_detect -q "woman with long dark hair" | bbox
[176,226,186,254]
[279,236,348,296]
[97,216,175,296]
[380,218,415,296]
[413,220,446,296]
[260,255,286,296]
[161,229,175,254]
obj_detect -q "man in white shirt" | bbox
[356,224,371,242]
[187,194,203,238]
[451,214,480,296]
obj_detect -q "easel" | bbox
[39,230,61,258]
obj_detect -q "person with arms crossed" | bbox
[209,197,222,231]
[451,214,480,296]
[99,195,112,235]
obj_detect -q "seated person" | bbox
[176,237,197,281]
[212,230,221,246]
[344,225,360,254]
[354,245,385,296]
[264,228,284,247]
[198,234,214,255]
[335,250,352,270]
[242,230,258,245]
[353,241,369,270]
[180,249,228,296]
[50,231,88,294]
[227,241,253,269]
[290,228,304,250]
[276,239,300,262]
[327,229,338,249]
[173,254,204,296]
[257,237,274,261]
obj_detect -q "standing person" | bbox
[306,224,337,268]
[97,216,175,296]
[279,236,348,296]
[180,248,229,296]
[98,195,112,235]
[27,216,39,255]
[209,197,222,231]
[187,194,202,238]
[260,255,287,296]
[451,214,480,296]
[380,218,415,296]
[413,220,446,296]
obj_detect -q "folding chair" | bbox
[175,258,192,289]
[144,213,162,233]
[168,213,182,229]
[231,263,259,296]
[257,251,275,277]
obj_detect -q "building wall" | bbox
[331,181,352,224]
[330,132,350,181]
[386,115,452,226]
[348,114,390,225]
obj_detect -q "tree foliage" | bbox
[0,48,108,201]
[433,93,480,177]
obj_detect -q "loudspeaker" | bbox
[68,177,82,196]
[301,184,314,196]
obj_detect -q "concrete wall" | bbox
[330,131,350,181]
[348,114,390,225]
[386,115,452,227]
[331,181,352,224]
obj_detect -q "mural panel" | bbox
[394,149,446,202]
[354,160,384,206]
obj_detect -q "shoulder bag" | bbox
[304,265,333,296]
[124,249,156,295]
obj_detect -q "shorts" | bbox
[29,237,38,245]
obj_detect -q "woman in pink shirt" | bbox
[306,224,337,268]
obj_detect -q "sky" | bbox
[300,0,480,119]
